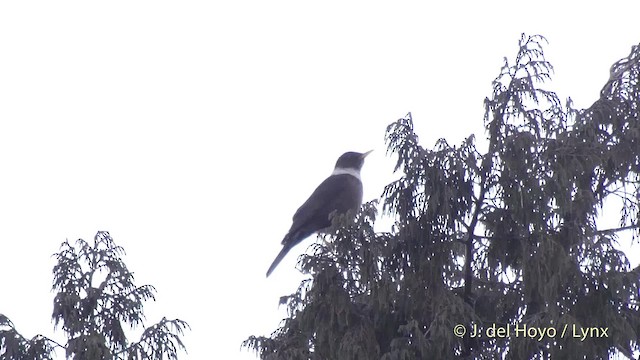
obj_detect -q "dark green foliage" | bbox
[0,231,189,360]
[0,315,54,360]
[245,35,640,359]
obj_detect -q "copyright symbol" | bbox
[453,324,466,337]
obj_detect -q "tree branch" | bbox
[472,223,639,241]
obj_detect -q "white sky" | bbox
[1,2,639,359]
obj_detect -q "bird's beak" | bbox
[362,150,373,158]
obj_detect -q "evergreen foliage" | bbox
[0,231,189,360]
[245,35,640,359]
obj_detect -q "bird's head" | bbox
[334,150,373,171]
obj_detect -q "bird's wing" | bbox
[289,174,363,237]
[269,174,363,276]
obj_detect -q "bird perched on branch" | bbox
[266,150,372,277]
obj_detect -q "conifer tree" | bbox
[0,231,189,360]
[245,35,640,359]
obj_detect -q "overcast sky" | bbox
[1,2,639,359]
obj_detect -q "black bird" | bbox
[266,150,372,277]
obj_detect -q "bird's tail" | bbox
[266,243,292,277]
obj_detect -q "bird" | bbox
[266,150,372,277]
